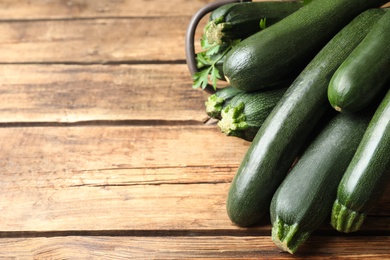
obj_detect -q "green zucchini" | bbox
[270,113,370,254]
[217,87,287,141]
[205,86,242,119]
[196,1,303,86]
[226,9,387,227]
[222,0,389,92]
[205,1,303,45]
[328,10,390,113]
[331,89,390,233]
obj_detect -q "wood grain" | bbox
[0,125,247,232]
[0,236,389,259]
[0,17,205,63]
[0,64,209,123]
[0,0,384,20]
[0,0,216,19]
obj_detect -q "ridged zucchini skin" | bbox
[205,1,303,45]
[217,87,287,141]
[331,89,390,233]
[225,9,387,227]
[328,10,390,113]
[222,0,389,92]
[270,113,370,254]
[205,86,242,119]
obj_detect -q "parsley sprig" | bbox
[192,35,240,91]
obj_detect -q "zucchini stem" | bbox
[331,199,366,233]
[272,216,311,254]
[205,18,233,45]
[218,103,248,137]
[205,95,225,119]
[205,86,242,119]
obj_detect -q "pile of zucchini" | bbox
[186,0,390,254]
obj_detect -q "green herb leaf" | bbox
[260,18,267,30]
[206,44,221,56]
[195,52,211,69]
[192,36,240,90]
[201,35,217,51]
[192,68,212,89]
[210,66,221,90]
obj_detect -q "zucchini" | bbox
[222,0,389,92]
[226,9,387,227]
[195,1,303,89]
[270,112,370,254]
[217,87,287,141]
[331,89,390,233]
[328,10,390,113]
[205,86,242,119]
[205,1,303,45]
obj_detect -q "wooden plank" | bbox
[1,3,389,64]
[0,236,389,259]
[0,0,216,19]
[0,64,210,123]
[0,126,249,178]
[0,125,247,232]
[0,126,388,232]
[0,17,206,63]
[1,0,384,20]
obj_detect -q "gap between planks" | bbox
[0,17,207,63]
[0,218,388,238]
[0,60,187,65]
[0,119,209,128]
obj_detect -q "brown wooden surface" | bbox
[0,0,388,258]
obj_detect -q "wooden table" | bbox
[0,0,388,258]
